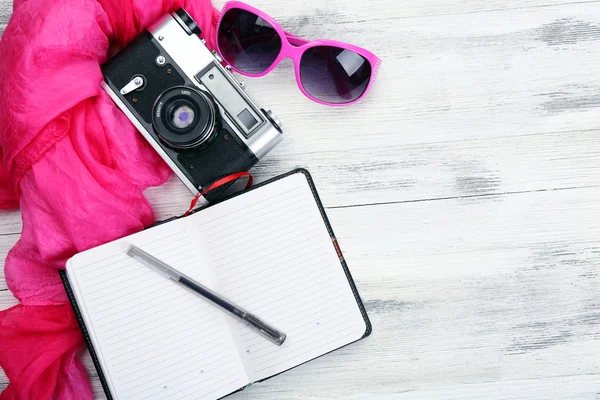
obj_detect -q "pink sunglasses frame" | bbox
[216,1,382,106]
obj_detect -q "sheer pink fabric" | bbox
[0,0,219,398]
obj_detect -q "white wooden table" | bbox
[2,0,600,398]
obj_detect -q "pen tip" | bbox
[278,334,287,346]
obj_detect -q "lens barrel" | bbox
[152,86,218,149]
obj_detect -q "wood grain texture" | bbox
[0,234,18,308]
[2,129,600,236]
[2,0,600,398]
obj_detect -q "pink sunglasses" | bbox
[216,1,382,106]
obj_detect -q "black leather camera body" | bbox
[102,9,283,202]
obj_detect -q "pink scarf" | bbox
[0,0,219,398]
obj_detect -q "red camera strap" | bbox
[184,171,253,216]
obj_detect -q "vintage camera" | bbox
[101,9,283,202]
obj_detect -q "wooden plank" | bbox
[5,127,600,235]
[213,186,600,399]
[3,186,599,397]
[0,230,18,311]
[7,0,596,151]
[0,290,17,310]
[0,0,599,231]
[0,210,21,236]
[255,129,600,207]
[254,0,600,20]
[221,1,600,150]
[83,373,600,400]
[0,0,598,151]
[0,234,17,292]
[236,374,600,400]
[0,0,9,37]
[149,129,600,215]
[1,0,600,398]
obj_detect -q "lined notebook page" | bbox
[67,219,248,400]
[191,172,367,382]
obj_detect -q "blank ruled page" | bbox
[192,172,367,382]
[67,219,247,400]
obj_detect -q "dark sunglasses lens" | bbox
[218,8,282,74]
[300,46,372,104]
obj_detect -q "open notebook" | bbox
[61,169,371,400]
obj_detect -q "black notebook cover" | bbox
[60,168,371,399]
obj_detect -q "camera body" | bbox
[101,9,283,202]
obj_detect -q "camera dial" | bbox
[173,8,201,36]
[263,109,283,133]
[152,86,219,149]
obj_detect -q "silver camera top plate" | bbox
[149,13,282,159]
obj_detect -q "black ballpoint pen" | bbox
[127,244,286,346]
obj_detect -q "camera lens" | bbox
[169,101,196,129]
[152,86,218,149]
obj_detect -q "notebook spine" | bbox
[59,270,114,400]
[331,237,345,262]
[298,169,372,338]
